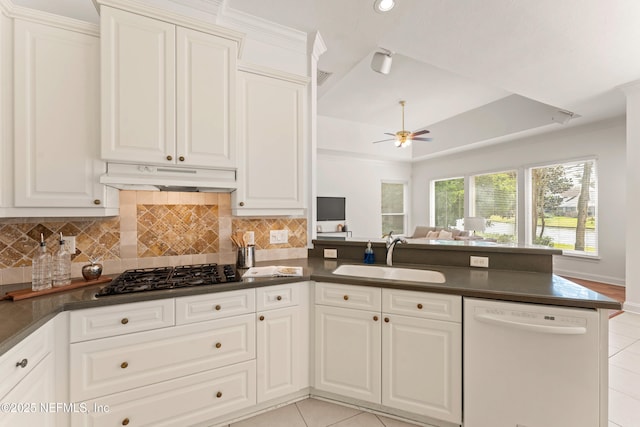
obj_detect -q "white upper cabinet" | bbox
[100,6,237,169]
[233,67,308,216]
[12,18,116,212]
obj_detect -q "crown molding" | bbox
[168,0,223,15]
[10,5,100,36]
[218,6,307,56]
[0,0,12,15]
[238,61,310,86]
[310,31,327,62]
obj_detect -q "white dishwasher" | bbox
[463,297,601,427]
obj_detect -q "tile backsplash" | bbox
[0,190,307,285]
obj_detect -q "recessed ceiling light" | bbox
[374,0,395,13]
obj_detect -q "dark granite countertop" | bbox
[0,257,621,357]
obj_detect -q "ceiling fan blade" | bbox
[411,129,430,137]
[372,138,396,144]
[384,132,396,136]
[411,137,433,142]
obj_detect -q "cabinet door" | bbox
[382,314,462,424]
[0,355,55,427]
[315,305,381,404]
[100,6,176,164]
[257,305,300,403]
[176,27,236,168]
[234,70,305,214]
[13,20,105,207]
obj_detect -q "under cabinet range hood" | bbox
[100,163,237,192]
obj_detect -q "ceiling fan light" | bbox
[394,139,402,147]
[374,0,395,12]
[404,139,412,147]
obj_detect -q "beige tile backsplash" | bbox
[0,190,307,285]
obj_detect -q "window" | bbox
[471,171,517,243]
[530,160,597,256]
[381,182,406,235]
[433,178,465,228]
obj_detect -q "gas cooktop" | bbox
[96,263,241,297]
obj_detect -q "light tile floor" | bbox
[608,311,640,427]
[227,312,640,427]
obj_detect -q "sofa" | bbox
[407,225,477,241]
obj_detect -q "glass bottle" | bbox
[32,233,52,291]
[53,233,71,287]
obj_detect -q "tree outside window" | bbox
[530,160,597,255]
[381,182,406,235]
[433,178,464,228]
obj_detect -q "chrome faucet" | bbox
[385,231,407,266]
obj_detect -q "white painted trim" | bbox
[622,301,640,315]
[318,148,411,164]
[311,31,327,61]
[0,0,12,15]
[553,267,625,287]
[238,62,310,85]
[218,6,307,56]
[10,5,99,36]
[95,0,245,53]
[168,0,223,15]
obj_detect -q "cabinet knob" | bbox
[121,318,129,325]
[276,295,282,301]
[215,342,222,349]
[239,202,245,207]
[384,317,390,323]
[259,315,265,321]
[215,305,221,311]
[93,199,101,205]
[216,391,222,398]
[121,362,128,369]
[122,418,130,426]
[343,295,349,301]
[373,316,378,321]
[179,156,185,162]
[166,155,173,161]
[417,303,423,310]
[15,358,28,368]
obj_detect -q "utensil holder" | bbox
[237,245,255,269]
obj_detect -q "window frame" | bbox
[381,180,408,236]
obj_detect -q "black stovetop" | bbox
[96,263,241,297]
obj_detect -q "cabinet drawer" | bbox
[315,282,381,311]
[69,299,175,343]
[382,289,461,322]
[0,321,53,399]
[70,313,255,401]
[256,283,300,311]
[74,360,256,427]
[176,289,255,325]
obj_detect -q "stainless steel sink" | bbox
[332,264,446,283]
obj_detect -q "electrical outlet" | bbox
[244,231,255,245]
[470,256,489,268]
[270,230,289,244]
[64,236,76,255]
[324,248,338,259]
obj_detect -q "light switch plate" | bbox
[270,230,288,244]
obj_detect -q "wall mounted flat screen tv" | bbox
[317,197,346,221]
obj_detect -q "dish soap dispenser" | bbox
[364,241,375,264]
[32,233,52,291]
[53,232,71,287]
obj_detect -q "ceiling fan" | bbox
[372,100,432,148]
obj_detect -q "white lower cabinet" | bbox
[314,283,462,425]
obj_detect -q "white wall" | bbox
[411,117,626,285]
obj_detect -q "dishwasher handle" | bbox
[475,313,587,335]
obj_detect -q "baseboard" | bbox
[623,301,640,315]
[553,268,625,286]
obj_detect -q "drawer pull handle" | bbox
[215,342,222,349]
[343,295,349,301]
[216,391,222,398]
[384,317,390,323]
[179,156,185,162]
[16,358,28,368]
[166,155,173,161]
[121,362,128,369]
[93,199,101,205]
[239,202,245,207]
[276,295,282,301]
[122,418,130,426]
[215,305,221,311]
[373,316,378,321]
[259,315,265,321]
[121,318,129,325]
[417,303,423,309]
